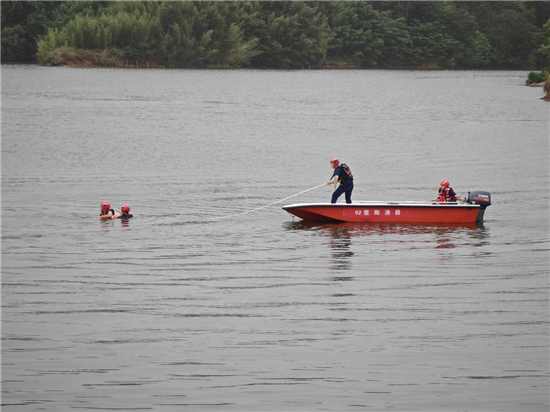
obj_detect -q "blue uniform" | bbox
[331,166,354,204]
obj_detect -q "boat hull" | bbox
[282,202,482,224]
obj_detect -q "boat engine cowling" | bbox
[466,190,491,223]
[467,191,491,207]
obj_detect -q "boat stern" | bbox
[466,191,491,223]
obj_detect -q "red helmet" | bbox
[121,204,130,213]
[440,180,450,188]
[330,157,340,166]
[101,201,111,210]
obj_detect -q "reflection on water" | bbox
[99,219,115,233]
[285,220,486,232]
[285,220,490,270]
[285,220,489,242]
[98,217,132,233]
[120,219,131,230]
[325,225,355,273]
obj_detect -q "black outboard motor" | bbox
[466,191,491,223]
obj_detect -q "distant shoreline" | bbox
[2,61,545,73]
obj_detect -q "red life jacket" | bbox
[438,187,456,202]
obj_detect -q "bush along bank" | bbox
[526,69,549,85]
[524,69,550,100]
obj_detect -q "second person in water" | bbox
[327,158,354,204]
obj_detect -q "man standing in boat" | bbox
[430,180,465,203]
[327,158,354,204]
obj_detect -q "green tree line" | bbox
[2,1,550,69]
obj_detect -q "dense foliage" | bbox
[2,1,549,69]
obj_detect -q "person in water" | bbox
[113,204,133,219]
[98,201,115,220]
[327,157,354,204]
[430,180,465,203]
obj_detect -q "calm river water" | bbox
[2,65,549,411]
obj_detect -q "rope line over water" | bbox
[212,183,326,221]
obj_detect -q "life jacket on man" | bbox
[99,201,115,216]
[438,180,457,202]
[330,158,353,185]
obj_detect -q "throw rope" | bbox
[212,183,326,221]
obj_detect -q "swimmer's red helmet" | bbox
[101,201,111,210]
[121,204,130,213]
[330,157,340,166]
[440,180,450,188]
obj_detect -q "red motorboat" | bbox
[283,191,491,224]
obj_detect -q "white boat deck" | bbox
[283,201,479,208]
